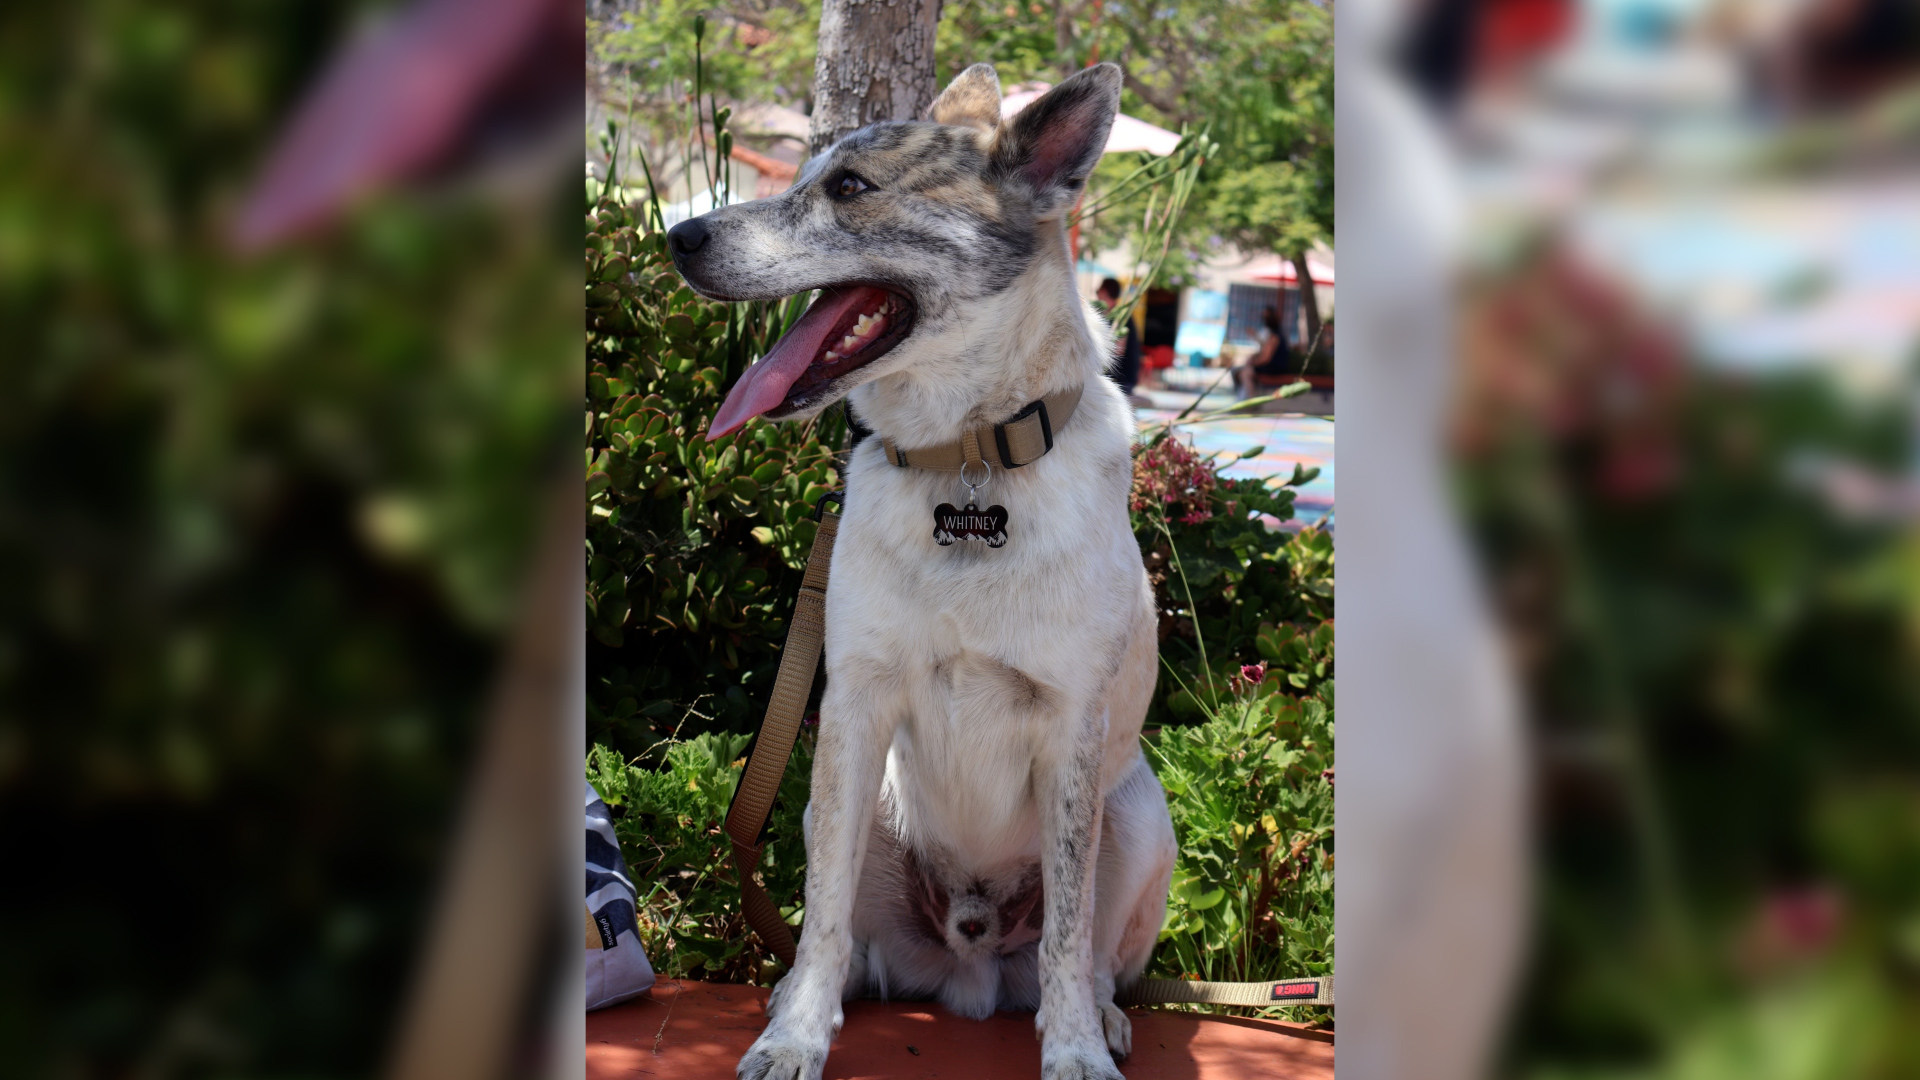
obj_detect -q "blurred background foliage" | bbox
[1454,244,1920,1076]
[0,0,576,1074]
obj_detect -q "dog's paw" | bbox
[735,1027,828,1080]
[762,976,844,1032]
[1041,1044,1127,1080]
[1098,999,1132,1059]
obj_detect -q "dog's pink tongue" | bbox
[708,286,883,440]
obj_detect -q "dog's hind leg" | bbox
[1089,754,1177,1059]
[1032,704,1126,1080]
[737,674,899,1080]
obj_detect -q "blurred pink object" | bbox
[1765,885,1843,954]
[233,0,580,251]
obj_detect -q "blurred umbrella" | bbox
[1002,83,1185,156]
[1247,251,1337,285]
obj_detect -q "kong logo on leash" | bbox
[1270,979,1325,1002]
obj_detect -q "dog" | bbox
[668,62,1175,1080]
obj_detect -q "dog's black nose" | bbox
[668,217,709,256]
[957,919,986,940]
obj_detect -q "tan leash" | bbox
[721,491,1333,1011]
[722,495,840,969]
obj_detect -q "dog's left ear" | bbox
[931,63,1003,132]
[990,63,1121,219]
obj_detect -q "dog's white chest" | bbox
[820,392,1148,868]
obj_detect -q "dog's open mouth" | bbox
[708,285,916,439]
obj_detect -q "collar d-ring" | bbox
[959,457,992,490]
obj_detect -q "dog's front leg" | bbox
[737,677,894,1080]
[1033,705,1124,1080]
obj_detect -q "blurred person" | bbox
[1096,276,1147,405]
[1233,305,1291,399]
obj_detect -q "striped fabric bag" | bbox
[585,780,654,1010]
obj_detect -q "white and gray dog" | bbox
[669,62,1175,1080]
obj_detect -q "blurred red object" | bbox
[1766,886,1843,952]
[233,0,581,251]
[1477,0,1576,79]
[1735,884,1845,975]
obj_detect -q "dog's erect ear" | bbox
[930,63,1003,132]
[990,63,1121,218]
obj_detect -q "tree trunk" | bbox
[1292,248,1324,361]
[809,0,946,155]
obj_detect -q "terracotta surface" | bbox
[588,980,1334,1080]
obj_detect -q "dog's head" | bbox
[669,62,1122,439]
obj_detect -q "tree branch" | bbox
[1120,65,1188,125]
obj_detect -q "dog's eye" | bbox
[834,174,871,198]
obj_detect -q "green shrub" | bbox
[589,728,813,983]
[1146,675,1335,1020]
[1132,426,1333,724]
[585,185,844,744]
[1455,252,1920,1073]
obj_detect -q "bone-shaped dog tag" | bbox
[932,501,1008,548]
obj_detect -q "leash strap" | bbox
[722,491,1332,1010]
[722,504,839,968]
[880,385,1084,471]
[1116,975,1334,1008]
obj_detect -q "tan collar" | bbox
[879,385,1085,473]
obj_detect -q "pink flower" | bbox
[1238,662,1267,687]
[1764,886,1840,953]
[1130,438,1216,523]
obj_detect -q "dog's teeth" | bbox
[841,334,860,350]
[824,350,840,361]
[870,315,886,334]
[854,314,873,335]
